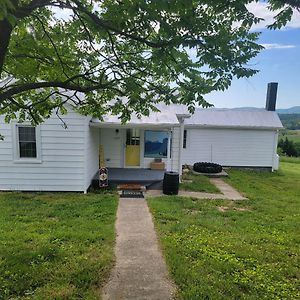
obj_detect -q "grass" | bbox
[279,129,300,143]
[180,172,220,193]
[148,159,300,299]
[280,155,300,164]
[0,192,118,300]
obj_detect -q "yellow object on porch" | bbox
[99,145,105,168]
[126,145,140,166]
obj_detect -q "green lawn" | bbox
[180,173,220,193]
[0,192,118,300]
[148,159,300,299]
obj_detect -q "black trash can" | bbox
[163,171,179,195]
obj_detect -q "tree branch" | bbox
[0,80,112,101]
[34,14,70,78]
[15,0,55,19]
[0,19,13,76]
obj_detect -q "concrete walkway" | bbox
[210,178,247,200]
[146,178,247,200]
[102,197,176,300]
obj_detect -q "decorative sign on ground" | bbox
[99,167,108,188]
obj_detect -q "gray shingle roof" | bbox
[185,108,283,129]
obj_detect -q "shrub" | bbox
[193,162,222,174]
[278,137,299,157]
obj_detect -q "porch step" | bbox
[118,184,146,198]
[117,184,146,191]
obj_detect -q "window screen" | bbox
[18,126,37,158]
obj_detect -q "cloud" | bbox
[260,43,296,50]
[247,2,300,30]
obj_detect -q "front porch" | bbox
[92,168,165,189]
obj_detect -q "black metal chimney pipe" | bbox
[265,82,278,111]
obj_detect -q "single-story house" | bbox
[0,83,283,193]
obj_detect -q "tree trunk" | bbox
[0,19,13,76]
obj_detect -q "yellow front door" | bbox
[126,145,140,166]
[125,129,140,167]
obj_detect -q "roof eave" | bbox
[184,124,283,130]
[90,121,179,128]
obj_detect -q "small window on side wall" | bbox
[18,126,37,158]
[183,130,187,149]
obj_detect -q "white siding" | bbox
[0,109,88,192]
[182,128,277,167]
[98,127,181,171]
[100,128,123,168]
[170,126,180,172]
[84,125,99,190]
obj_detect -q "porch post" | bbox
[167,130,172,171]
[178,117,185,176]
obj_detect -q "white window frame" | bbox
[12,122,42,163]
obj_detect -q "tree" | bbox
[278,137,299,157]
[0,0,298,125]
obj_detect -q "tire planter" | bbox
[163,171,179,195]
[193,162,222,174]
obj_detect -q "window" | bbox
[18,126,37,158]
[144,130,168,158]
[126,128,140,145]
[183,130,187,148]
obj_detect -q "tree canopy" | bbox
[0,0,299,124]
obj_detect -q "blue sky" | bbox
[208,2,300,109]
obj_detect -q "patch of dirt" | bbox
[183,208,201,215]
[217,206,252,212]
[234,207,252,212]
[217,206,229,212]
[181,180,193,183]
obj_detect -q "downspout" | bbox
[83,117,90,194]
[178,118,185,176]
[272,130,279,171]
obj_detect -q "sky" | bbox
[207,2,300,109]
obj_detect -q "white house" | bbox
[0,83,283,193]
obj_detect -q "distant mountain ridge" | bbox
[220,106,300,114]
[276,106,300,114]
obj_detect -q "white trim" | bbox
[167,130,171,171]
[12,122,42,164]
[83,116,89,190]
[178,118,185,176]
[272,130,279,171]
[90,122,178,129]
